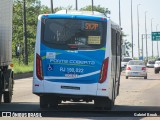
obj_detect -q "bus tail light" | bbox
[36,53,44,80]
[99,57,109,83]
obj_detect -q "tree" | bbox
[124,39,132,57]
[80,5,110,16]
[13,0,50,63]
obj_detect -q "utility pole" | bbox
[151,18,154,58]
[23,0,28,65]
[119,0,121,27]
[137,4,141,59]
[91,0,94,13]
[142,34,144,59]
[75,0,78,10]
[131,0,134,58]
[50,0,53,13]
[145,11,148,61]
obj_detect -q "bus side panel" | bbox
[110,24,121,99]
[97,21,112,100]
[33,16,44,93]
[115,31,121,97]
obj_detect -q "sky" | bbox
[40,0,160,58]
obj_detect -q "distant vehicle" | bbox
[0,0,14,104]
[146,60,155,68]
[121,57,133,70]
[154,58,160,74]
[33,10,122,110]
[125,60,147,79]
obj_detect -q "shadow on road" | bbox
[113,105,160,111]
[0,102,159,114]
[0,102,159,118]
[126,78,160,80]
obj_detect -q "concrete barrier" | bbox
[14,72,33,80]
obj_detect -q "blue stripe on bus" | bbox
[45,75,99,84]
[41,14,107,22]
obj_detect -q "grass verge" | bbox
[13,58,33,74]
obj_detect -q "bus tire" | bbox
[0,72,3,104]
[49,96,59,109]
[4,77,13,103]
[0,84,2,104]
[40,96,48,109]
[144,76,147,79]
[155,69,158,74]
[94,97,113,110]
[105,99,114,110]
[0,94,2,104]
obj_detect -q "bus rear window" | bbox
[41,18,106,50]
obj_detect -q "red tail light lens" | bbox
[99,57,109,83]
[126,67,131,70]
[36,53,44,80]
[142,67,146,70]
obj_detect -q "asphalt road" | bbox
[0,68,160,119]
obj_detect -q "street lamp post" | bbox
[91,0,94,13]
[145,11,148,61]
[137,4,141,59]
[75,0,78,10]
[151,18,154,58]
[119,0,121,26]
[156,24,159,57]
[142,34,144,59]
[50,0,53,13]
[131,0,134,58]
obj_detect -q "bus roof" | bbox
[39,10,121,30]
[55,10,106,17]
[40,10,109,22]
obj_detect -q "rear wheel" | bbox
[49,96,59,109]
[126,76,128,79]
[40,95,59,109]
[155,69,158,74]
[0,72,3,104]
[0,94,2,104]
[144,76,147,79]
[94,97,114,110]
[40,96,48,109]
[0,84,2,104]
[4,77,13,103]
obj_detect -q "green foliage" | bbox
[13,2,131,67]
[13,57,33,74]
[80,5,110,16]
[124,39,132,57]
[13,0,50,63]
[121,31,132,57]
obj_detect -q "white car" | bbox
[146,60,155,68]
[154,58,160,74]
[125,60,147,79]
[121,57,133,70]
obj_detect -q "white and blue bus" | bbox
[33,10,121,110]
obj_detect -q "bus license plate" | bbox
[65,73,78,78]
